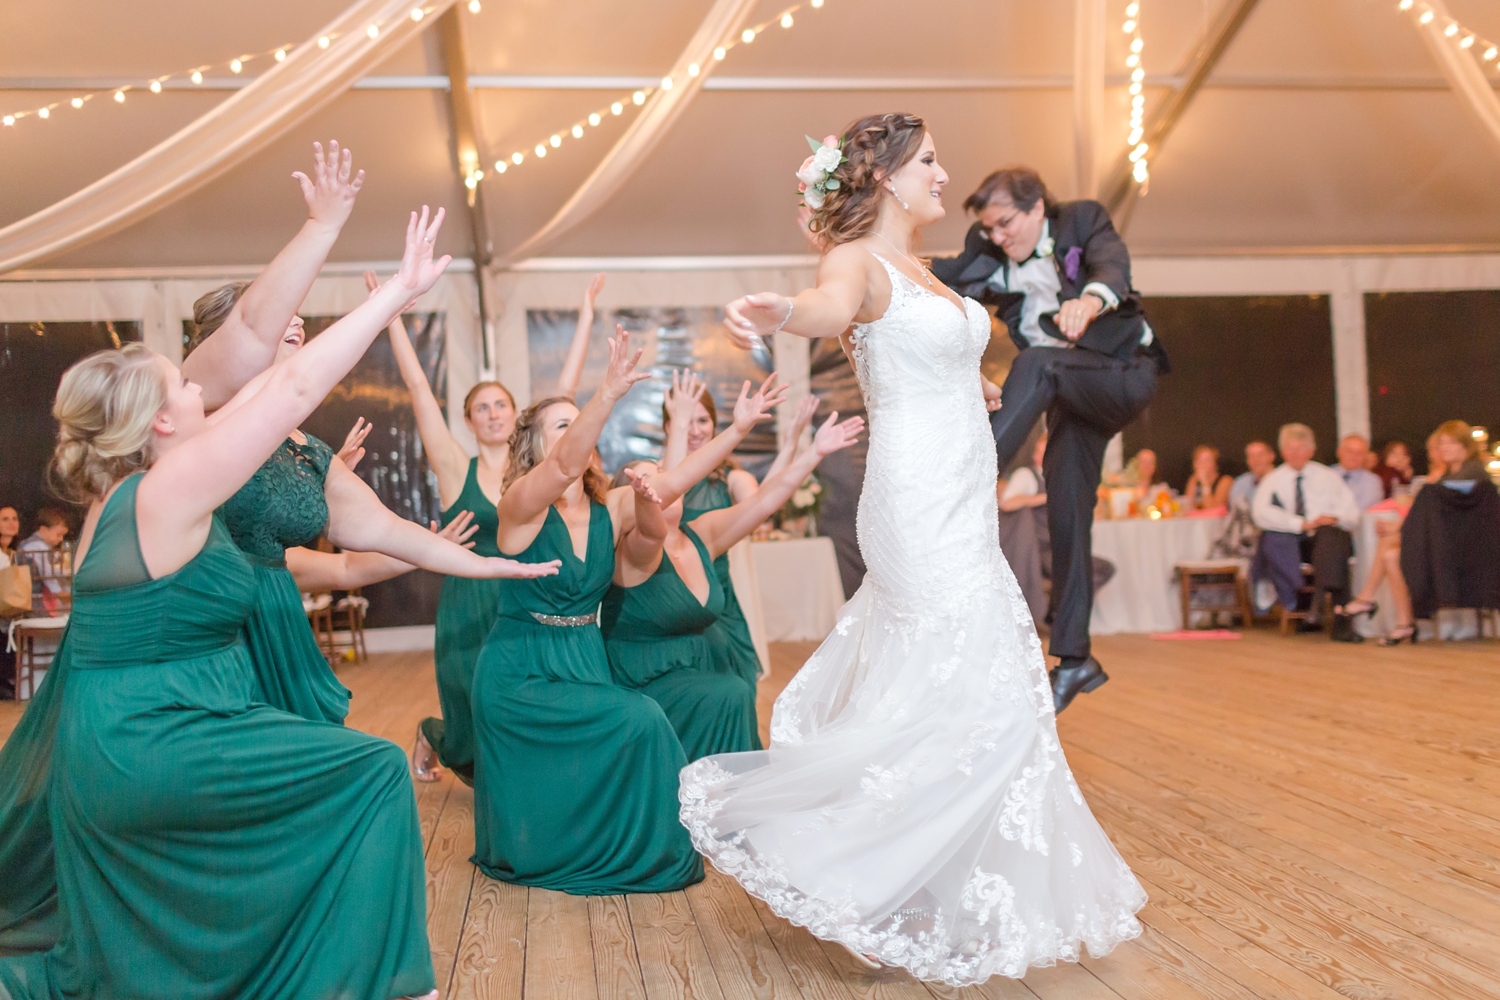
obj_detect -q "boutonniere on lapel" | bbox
[1034,234,1055,259]
[1062,246,1083,282]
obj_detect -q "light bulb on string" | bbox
[1129,82,1141,95]
[781,13,793,27]
[2,116,13,127]
[632,90,646,105]
[1486,46,1498,60]
[318,36,331,48]
[275,48,287,62]
[1444,22,1458,36]
[713,46,727,60]
[512,152,523,164]
[1125,2,1139,15]
[1133,159,1149,183]
[812,0,824,7]
[588,112,601,126]
[496,161,507,173]
[1123,19,1136,32]
[149,80,162,93]
[535,144,546,157]
[742,28,756,43]
[71,97,83,108]
[611,102,623,114]
[661,75,673,90]
[1397,0,1412,8]
[550,134,561,147]
[1418,10,1433,23]
[411,7,424,21]
[367,24,380,38]
[572,124,584,138]
[1131,38,1143,52]
[1126,54,1139,67]
[191,70,204,84]
[37,107,49,119]
[468,0,480,12]
[688,63,700,77]
[114,91,125,103]
[230,59,243,73]
[1461,35,1475,48]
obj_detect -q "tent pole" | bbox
[1073,0,1107,200]
[436,6,494,371]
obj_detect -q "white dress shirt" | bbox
[1229,471,1260,509]
[985,220,1147,348]
[1252,461,1361,535]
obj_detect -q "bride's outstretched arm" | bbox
[723,244,868,348]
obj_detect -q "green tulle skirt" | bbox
[470,618,703,895]
[419,574,503,784]
[242,559,350,726]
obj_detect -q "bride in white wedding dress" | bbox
[679,113,1145,985]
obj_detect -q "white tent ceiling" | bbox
[4,0,1500,271]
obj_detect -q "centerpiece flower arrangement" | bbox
[776,473,825,538]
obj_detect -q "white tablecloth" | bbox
[1090,516,1227,634]
[749,537,847,643]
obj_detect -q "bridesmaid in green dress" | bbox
[379,269,604,784]
[602,411,863,760]
[663,373,819,714]
[471,333,785,895]
[0,209,558,998]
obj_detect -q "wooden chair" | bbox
[1278,563,1330,635]
[9,614,68,700]
[303,592,335,663]
[333,589,369,663]
[1175,559,1252,630]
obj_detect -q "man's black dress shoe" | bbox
[1049,657,1108,714]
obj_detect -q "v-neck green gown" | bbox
[683,478,763,750]
[420,458,503,784]
[601,525,757,761]
[218,434,350,726]
[0,475,434,999]
[470,503,703,895]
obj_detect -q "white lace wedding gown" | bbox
[679,255,1146,985]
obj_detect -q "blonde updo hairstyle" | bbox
[50,343,169,503]
[185,281,250,356]
[807,112,928,248]
[504,396,611,505]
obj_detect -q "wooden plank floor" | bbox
[4,629,1499,999]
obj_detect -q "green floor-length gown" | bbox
[601,525,758,761]
[683,478,763,749]
[218,434,350,725]
[419,458,503,784]
[471,502,703,895]
[0,475,434,1000]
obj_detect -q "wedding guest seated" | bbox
[1182,445,1232,511]
[0,506,17,566]
[16,507,70,604]
[1251,423,1360,637]
[1128,448,1164,499]
[1374,440,1414,498]
[1398,420,1500,637]
[1335,434,1384,510]
[1229,440,1276,509]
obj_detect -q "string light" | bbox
[1393,2,1500,76]
[2,5,478,132]
[491,1,828,181]
[1123,2,1149,187]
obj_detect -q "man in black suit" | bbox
[932,167,1168,713]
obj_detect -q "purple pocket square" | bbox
[1063,247,1083,282]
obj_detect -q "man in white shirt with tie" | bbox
[1251,423,1361,636]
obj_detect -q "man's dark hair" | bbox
[963,167,1055,215]
[35,508,67,529]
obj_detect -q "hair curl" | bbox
[807,112,927,247]
[185,282,251,357]
[50,343,168,504]
[503,396,610,505]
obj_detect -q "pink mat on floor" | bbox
[1150,629,1244,640]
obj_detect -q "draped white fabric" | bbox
[495,0,760,265]
[1415,0,1500,161]
[0,0,455,274]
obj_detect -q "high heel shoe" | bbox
[1335,598,1379,620]
[1378,625,1417,647]
[411,726,442,783]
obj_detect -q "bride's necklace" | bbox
[874,232,933,287]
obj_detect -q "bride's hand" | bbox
[982,377,1003,413]
[723,293,791,350]
[812,412,865,456]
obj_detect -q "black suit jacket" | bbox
[930,200,1169,373]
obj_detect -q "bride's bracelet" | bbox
[772,300,794,335]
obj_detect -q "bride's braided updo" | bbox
[808,112,927,247]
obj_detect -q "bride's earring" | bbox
[887,184,909,211]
